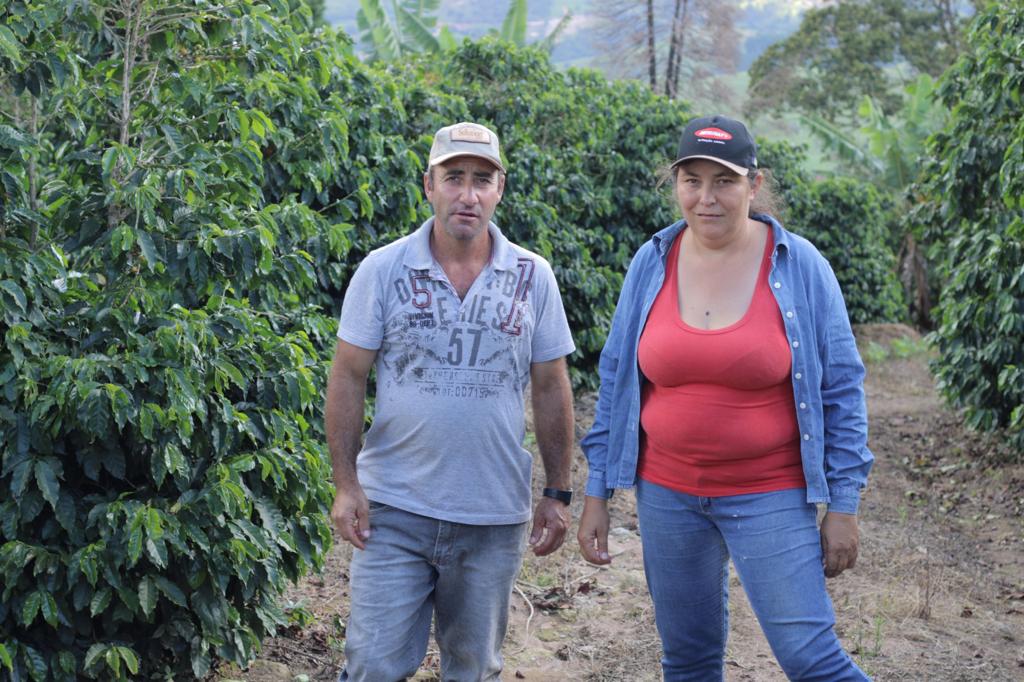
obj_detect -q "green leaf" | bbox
[164,443,187,477]
[57,651,76,675]
[116,647,139,675]
[250,114,265,140]
[438,25,458,51]
[0,26,24,66]
[22,590,41,626]
[151,446,167,488]
[40,591,59,627]
[10,459,32,496]
[537,9,572,53]
[238,109,250,142]
[0,125,31,150]
[139,576,157,617]
[255,497,285,536]
[101,146,118,177]
[90,588,112,616]
[161,124,184,153]
[21,644,46,681]
[168,368,199,412]
[0,280,27,313]
[153,575,188,607]
[395,7,440,53]
[215,359,246,390]
[358,0,401,60]
[356,183,373,218]
[0,643,12,672]
[105,647,121,677]
[34,459,60,508]
[146,536,168,568]
[190,645,211,678]
[55,493,76,532]
[127,523,143,565]
[83,643,106,672]
[137,231,161,269]
[145,507,163,540]
[500,0,527,46]
[79,547,99,586]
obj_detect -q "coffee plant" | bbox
[0,1,347,678]
[911,1,1024,452]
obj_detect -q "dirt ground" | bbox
[219,323,1024,681]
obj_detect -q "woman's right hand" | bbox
[577,495,612,565]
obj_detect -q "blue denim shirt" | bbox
[581,215,874,514]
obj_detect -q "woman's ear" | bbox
[749,171,764,198]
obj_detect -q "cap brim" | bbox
[429,152,505,173]
[671,155,749,176]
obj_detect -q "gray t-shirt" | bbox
[337,218,575,525]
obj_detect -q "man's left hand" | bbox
[528,497,571,556]
[820,511,859,578]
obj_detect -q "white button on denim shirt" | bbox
[581,214,874,515]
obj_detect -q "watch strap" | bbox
[542,487,573,505]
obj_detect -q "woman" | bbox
[577,114,873,681]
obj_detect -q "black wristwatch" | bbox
[542,487,573,505]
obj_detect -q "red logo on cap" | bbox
[695,127,732,141]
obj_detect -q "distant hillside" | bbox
[322,0,802,72]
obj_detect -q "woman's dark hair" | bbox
[749,169,785,220]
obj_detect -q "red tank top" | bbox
[637,228,806,496]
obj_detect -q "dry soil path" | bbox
[222,324,1024,681]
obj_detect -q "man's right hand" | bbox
[577,495,612,565]
[331,485,371,550]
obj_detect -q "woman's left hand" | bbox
[820,511,859,578]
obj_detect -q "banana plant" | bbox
[356,0,447,60]
[801,74,948,328]
[494,0,572,50]
[800,74,946,196]
[357,0,570,62]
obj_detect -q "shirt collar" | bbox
[754,213,792,260]
[402,217,518,272]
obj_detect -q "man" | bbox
[327,121,576,681]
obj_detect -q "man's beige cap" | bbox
[428,122,505,172]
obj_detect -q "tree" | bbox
[590,0,740,101]
[746,0,977,123]
[909,1,1024,453]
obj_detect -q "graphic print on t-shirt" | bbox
[379,258,536,400]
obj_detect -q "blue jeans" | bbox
[637,479,870,681]
[339,502,527,681]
